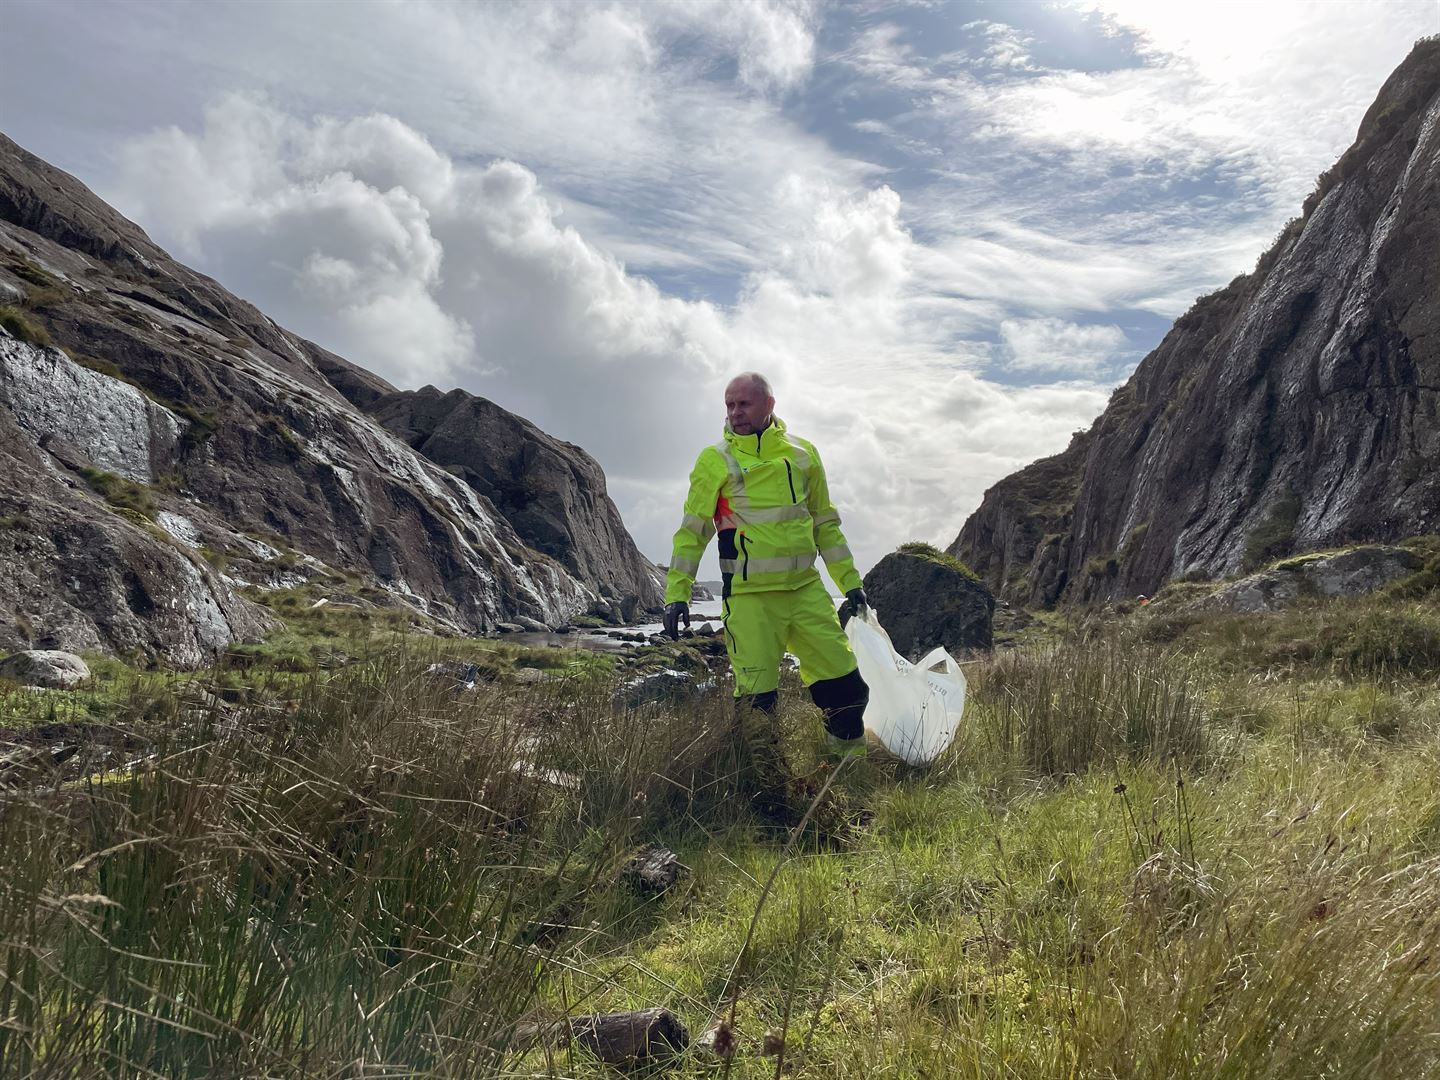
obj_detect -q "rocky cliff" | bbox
[952,39,1440,606]
[370,387,662,622]
[0,132,658,662]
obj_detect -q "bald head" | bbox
[725,372,775,435]
[729,371,772,398]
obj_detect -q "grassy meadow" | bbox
[2,581,1439,1077]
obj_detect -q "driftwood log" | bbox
[621,845,687,895]
[572,1007,689,1065]
[515,1008,689,1066]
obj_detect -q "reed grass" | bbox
[1,595,1438,1076]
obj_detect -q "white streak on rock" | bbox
[0,336,181,482]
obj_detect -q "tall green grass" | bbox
[968,637,1209,778]
[0,648,744,1076]
[2,598,1439,1076]
[1137,592,1440,681]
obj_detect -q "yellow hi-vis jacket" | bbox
[665,417,863,604]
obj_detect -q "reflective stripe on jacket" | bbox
[665,416,863,604]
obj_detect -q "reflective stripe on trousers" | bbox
[717,551,817,576]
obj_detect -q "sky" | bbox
[1,0,1434,583]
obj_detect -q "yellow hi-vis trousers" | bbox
[721,576,868,739]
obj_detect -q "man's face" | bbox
[725,379,775,435]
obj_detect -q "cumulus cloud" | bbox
[3,0,851,288]
[116,96,737,409]
[116,100,474,387]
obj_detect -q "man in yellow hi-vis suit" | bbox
[663,372,870,788]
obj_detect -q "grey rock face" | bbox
[1205,545,1423,613]
[0,392,278,666]
[0,649,90,689]
[953,42,1440,606]
[950,431,1091,606]
[862,549,995,660]
[154,510,202,548]
[0,337,181,482]
[0,130,659,656]
[370,387,664,621]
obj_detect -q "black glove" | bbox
[662,601,690,640]
[845,587,868,619]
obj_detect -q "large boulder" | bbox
[862,544,995,660]
[0,649,90,689]
[1301,546,1425,597]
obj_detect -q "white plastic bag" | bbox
[844,609,966,765]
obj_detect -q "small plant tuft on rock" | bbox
[896,540,979,580]
[7,259,58,289]
[21,286,69,311]
[77,467,156,519]
[0,306,51,346]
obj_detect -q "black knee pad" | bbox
[736,690,779,715]
[808,668,868,740]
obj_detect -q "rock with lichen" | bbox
[861,542,994,660]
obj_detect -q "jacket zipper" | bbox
[739,532,750,580]
[784,460,797,503]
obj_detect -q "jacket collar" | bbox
[724,415,787,458]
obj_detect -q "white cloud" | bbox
[6,0,850,288]
[837,22,935,90]
[1001,318,1127,373]
[766,178,912,300]
[856,1,1434,208]
[840,0,1435,321]
[116,100,474,387]
[961,19,1038,71]
[694,0,819,92]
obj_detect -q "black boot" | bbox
[809,669,869,760]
